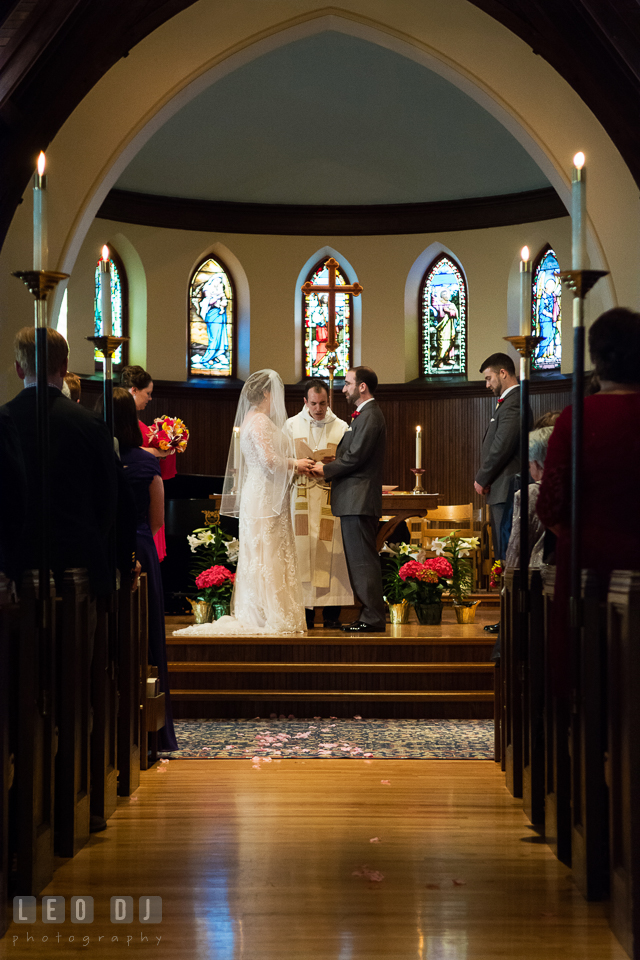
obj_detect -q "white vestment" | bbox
[285,407,354,609]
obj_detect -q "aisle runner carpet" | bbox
[169,719,494,760]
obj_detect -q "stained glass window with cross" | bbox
[93,248,128,369]
[419,253,467,376]
[303,257,353,379]
[531,246,562,371]
[189,257,235,378]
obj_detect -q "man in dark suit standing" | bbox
[1,327,118,597]
[311,366,386,633]
[474,352,524,561]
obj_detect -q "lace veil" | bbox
[220,369,296,518]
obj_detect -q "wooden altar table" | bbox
[378,491,441,550]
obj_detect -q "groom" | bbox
[310,366,386,633]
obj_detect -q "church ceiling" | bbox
[114,32,550,206]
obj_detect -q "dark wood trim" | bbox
[97,187,568,237]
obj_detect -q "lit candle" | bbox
[519,245,532,336]
[415,426,422,469]
[572,152,587,271]
[33,152,47,271]
[100,245,112,337]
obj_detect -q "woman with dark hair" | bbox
[112,387,178,751]
[120,365,175,561]
[537,307,640,690]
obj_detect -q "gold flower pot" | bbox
[453,600,481,624]
[387,600,410,624]
[186,598,214,624]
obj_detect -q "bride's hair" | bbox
[243,371,273,406]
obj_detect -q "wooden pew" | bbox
[523,567,545,825]
[13,571,57,894]
[502,567,523,798]
[542,566,571,865]
[607,570,640,957]
[54,569,91,857]
[117,576,141,796]
[90,594,118,821]
[0,574,18,937]
[570,570,609,900]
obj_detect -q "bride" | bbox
[175,370,314,636]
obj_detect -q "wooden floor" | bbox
[2,759,626,959]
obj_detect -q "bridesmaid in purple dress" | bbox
[112,388,178,752]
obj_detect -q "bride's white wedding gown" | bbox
[174,412,305,637]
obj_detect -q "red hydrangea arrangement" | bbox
[383,556,453,605]
[195,564,235,603]
[146,416,189,453]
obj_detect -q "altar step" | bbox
[165,620,496,720]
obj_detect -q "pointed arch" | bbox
[93,245,129,370]
[531,245,562,371]
[419,252,467,376]
[188,254,236,378]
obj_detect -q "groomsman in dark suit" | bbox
[311,366,386,633]
[474,352,525,558]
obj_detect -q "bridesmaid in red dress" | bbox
[537,308,640,692]
[120,365,176,562]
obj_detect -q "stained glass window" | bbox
[419,254,467,376]
[189,257,235,378]
[531,246,561,371]
[303,258,352,379]
[94,249,127,367]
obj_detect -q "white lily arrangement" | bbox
[429,531,480,604]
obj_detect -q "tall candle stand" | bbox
[410,468,426,494]
[558,268,608,630]
[87,335,129,438]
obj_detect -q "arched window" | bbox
[531,246,561,371]
[302,257,353,379]
[93,247,128,369]
[188,257,235,378]
[419,253,467,376]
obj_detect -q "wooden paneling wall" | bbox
[81,378,571,511]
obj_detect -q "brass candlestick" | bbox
[410,468,426,494]
[87,335,130,438]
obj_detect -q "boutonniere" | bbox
[351,409,361,421]
[496,397,504,406]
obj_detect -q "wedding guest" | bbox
[64,372,82,402]
[111,387,178,751]
[120,365,175,561]
[1,327,117,596]
[537,307,640,691]
[504,426,554,568]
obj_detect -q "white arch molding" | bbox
[56,10,608,290]
[294,246,362,380]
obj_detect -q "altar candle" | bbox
[100,245,112,336]
[33,152,47,271]
[415,426,422,469]
[572,152,587,271]
[519,246,532,336]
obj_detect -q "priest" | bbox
[285,378,353,628]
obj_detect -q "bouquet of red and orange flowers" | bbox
[146,416,189,453]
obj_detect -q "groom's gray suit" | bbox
[322,399,386,629]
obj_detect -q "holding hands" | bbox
[296,458,316,476]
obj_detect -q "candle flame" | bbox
[416,426,422,434]
[521,246,530,262]
[101,245,110,261]
[37,152,46,176]
[573,152,585,170]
